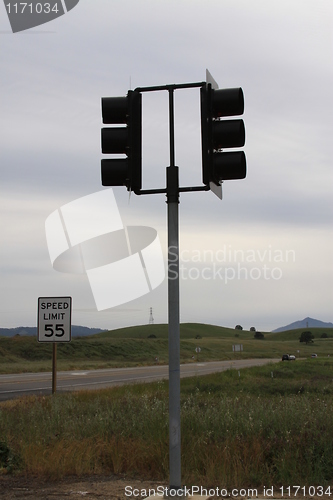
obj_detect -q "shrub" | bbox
[0,440,21,473]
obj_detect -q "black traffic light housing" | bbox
[200,84,246,188]
[101,90,142,193]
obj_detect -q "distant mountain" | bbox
[0,325,107,338]
[272,317,333,333]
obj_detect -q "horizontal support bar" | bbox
[135,188,167,195]
[179,185,210,193]
[135,185,210,196]
[135,81,206,93]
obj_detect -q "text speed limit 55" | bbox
[37,296,72,342]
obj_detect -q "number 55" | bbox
[44,324,65,337]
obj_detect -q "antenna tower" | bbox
[149,307,154,325]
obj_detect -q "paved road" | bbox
[0,358,280,401]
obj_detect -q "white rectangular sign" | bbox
[37,296,72,342]
[232,344,243,352]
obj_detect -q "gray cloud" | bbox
[1,0,332,330]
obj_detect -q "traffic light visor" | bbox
[101,159,129,186]
[212,88,244,117]
[213,151,246,181]
[102,97,128,124]
[101,127,128,154]
[212,119,245,149]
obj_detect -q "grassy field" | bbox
[1,358,333,486]
[1,323,333,374]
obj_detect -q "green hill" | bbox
[266,327,333,341]
[1,323,332,374]
[94,323,252,340]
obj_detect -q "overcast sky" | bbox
[1,0,332,332]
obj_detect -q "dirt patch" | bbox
[0,474,165,499]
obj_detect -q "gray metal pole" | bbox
[167,175,181,490]
[167,87,181,490]
[52,343,57,394]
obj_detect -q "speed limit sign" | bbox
[37,296,72,342]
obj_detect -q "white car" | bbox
[289,355,296,360]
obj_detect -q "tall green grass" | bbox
[1,359,333,485]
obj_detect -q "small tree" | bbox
[235,325,243,330]
[254,331,264,339]
[321,332,328,339]
[299,331,314,344]
[250,326,256,332]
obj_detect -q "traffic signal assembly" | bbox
[101,90,142,194]
[99,76,247,493]
[101,78,246,196]
[200,85,246,187]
